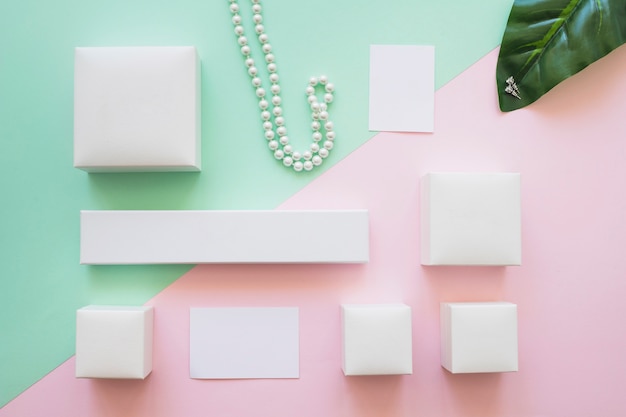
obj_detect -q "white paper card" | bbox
[190,307,299,379]
[368,45,435,132]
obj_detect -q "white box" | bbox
[440,302,518,374]
[342,304,413,376]
[80,210,369,264]
[75,305,154,379]
[74,46,201,172]
[421,172,521,265]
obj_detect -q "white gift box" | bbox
[421,172,522,265]
[440,302,518,374]
[80,210,369,264]
[75,305,154,379]
[341,304,413,376]
[74,46,201,172]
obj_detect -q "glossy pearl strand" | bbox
[229,0,336,172]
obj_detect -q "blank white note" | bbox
[368,45,435,133]
[190,307,299,379]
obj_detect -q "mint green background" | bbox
[0,0,512,407]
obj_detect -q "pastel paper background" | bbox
[2,0,626,415]
[2,45,626,417]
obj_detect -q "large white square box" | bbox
[342,304,413,376]
[75,305,154,379]
[440,302,518,374]
[421,172,521,265]
[74,46,201,172]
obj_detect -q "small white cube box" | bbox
[341,304,413,376]
[75,305,154,379]
[421,172,522,266]
[74,46,201,172]
[440,302,518,374]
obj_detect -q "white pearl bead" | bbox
[272,106,282,116]
[272,96,281,105]
[324,140,334,150]
[232,15,242,25]
[279,135,289,145]
[319,75,328,85]
[310,143,320,153]
[274,149,284,160]
[259,33,269,43]
[248,66,258,76]
[319,148,329,158]
[311,121,320,130]
[235,25,244,35]
[319,111,328,120]
[255,24,264,34]
[267,63,277,72]
[312,132,322,142]
[325,83,334,93]
[245,58,254,68]
[263,121,272,130]
[255,87,265,97]
[307,95,317,105]
[269,73,279,83]
[303,160,313,171]
[253,14,263,24]
[230,3,239,13]
[284,145,293,154]
[262,44,272,54]
[275,116,285,126]
[238,36,247,46]
[261,110,271,120]
[277,126,287,136]
[283,156,293,167]
[270,85,280,95]
[312,112,319,120]
[268,140,279,150]
[310,102,320,112]
[319,103,328,112]
[305,86,315,96]
[251,0,259,3]
[312,155,322,166]
[292,151,302,161]
[324,93,333,103]
[324,121,333,131]
[309,76,318,86]
[293,161,304,172]
[326,131,336,140]
[252,77,262,87]
[241,45,251,55]
[252,4,261,13]
[258,99,268,109]
[265,53,275,63]
[264,130,275,140]
[303,151,312,160]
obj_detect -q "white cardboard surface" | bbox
[368,45,435,132]
[421,172,522,265]
[75,305,153,379]
[190,307,299,379]
[80,210,369,264]
[440,302,518,374]
[342,304,413,376]
[74,46,201,172]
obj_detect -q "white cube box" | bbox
[342,304,413,376]
[421,172,521,265]
[74,46,201,172]
[440,302,518,374]
[76,305,154,379]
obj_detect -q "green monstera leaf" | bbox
[496,0,626,112]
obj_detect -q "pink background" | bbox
[3,47,626,416]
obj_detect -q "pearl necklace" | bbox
[229,0,336,172]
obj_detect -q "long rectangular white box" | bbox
[80,210,369,264]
